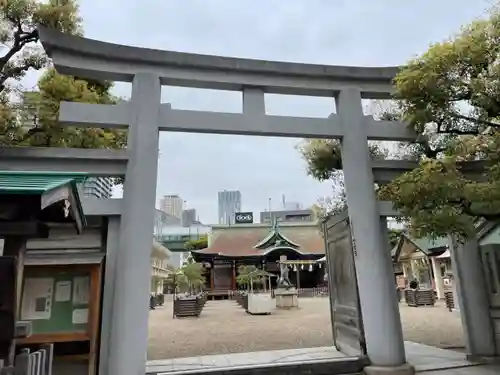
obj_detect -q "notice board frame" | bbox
[16,262,103,375]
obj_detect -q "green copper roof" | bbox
[408,236,448,255]
[0,171,88,194]
[392,233,449,261]
[253,218,300,249]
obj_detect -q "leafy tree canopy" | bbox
[184,236,208,250]
[0,0,82,93]
[1,68,126,148]
[236,265,268,286]
[380,6,500,239]
[301,6,500,239]
[0,1,127,180]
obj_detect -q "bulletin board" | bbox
[20,270,90,335]
[17,263,102,345]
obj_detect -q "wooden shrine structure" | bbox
[191,220,325,298]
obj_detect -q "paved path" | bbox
[147,342,496,374]
[148,298,464,360]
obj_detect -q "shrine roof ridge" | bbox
[210,221,321,229]
[37,25,401,91]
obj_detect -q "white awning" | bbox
[436,249,450,259]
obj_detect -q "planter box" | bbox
[405,289,435,307]
[247,294,274,315]
[173,293,207,318]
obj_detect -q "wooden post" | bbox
[3,237,27,366]
[297,264,301,291]
[231,261,236,290]
[209,265,214,290]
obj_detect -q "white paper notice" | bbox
[72,308,89,324]
[55,281,72,302]
[72,276,90,305]
[21,278,54,320]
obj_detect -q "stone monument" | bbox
[275,255,299,309]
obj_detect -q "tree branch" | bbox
[451,198,500,221]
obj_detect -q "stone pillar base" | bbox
[274,288,299,309]
[364,363,415,375]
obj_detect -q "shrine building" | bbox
[191,220,326,298]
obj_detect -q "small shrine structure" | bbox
[191,220,325,298]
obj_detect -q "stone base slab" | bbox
[364,363,415,375]
[275,288,299,309]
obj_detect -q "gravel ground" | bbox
[147,298,465,360]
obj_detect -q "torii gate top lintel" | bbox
[37,25,398,98]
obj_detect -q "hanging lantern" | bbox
[308,264,313,272]
[293,264,297,271]
[301,264,304,270]
[318,263,322,269]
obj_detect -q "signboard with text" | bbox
[234,212,254,224]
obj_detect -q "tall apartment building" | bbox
[160,195,184,219]
[80,177,113,199]
[218,190,242,225]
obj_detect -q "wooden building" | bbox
[391,233,450,298]
[191,220,325,298]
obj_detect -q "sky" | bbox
[23,0,494,223]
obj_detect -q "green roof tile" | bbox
[0,171,88,194]
[406,235,448,256]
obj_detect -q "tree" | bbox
[184,236,208,250]
[180,262,205,293]
[379,6,500,239]
[297,138,389,182]
[236,265,267,289]
[0,0,82,93]
[298,100,392,221]
[388,228,403,248]
[4,68,126,147]
[0,2,126,154]
[300,7,500,239]
[165,262,206,294]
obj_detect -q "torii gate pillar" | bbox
[107,74,161,375]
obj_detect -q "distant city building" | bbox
[260,209,314,223]
[153,209,181,238]
[80,177,113,199]
[283,201,302,210]
[182,208,197,227]
[280,195,302,211]
[387,218,405,230]
[218,190,242,225]
[160,194,184,219]
[157,224,211,267]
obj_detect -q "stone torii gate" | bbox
[0,25,490,375]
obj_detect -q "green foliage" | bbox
[380,6,500,239]
[0,0,82,93]
[388,228,403,248]
[184,236,208,250]
[0,2,126,182]
[181,262,205,289]
[300,7,500,239]
[236,265,267,286]
[165,262,206,293]
[297,139,388,181]
[0,68,126,149]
